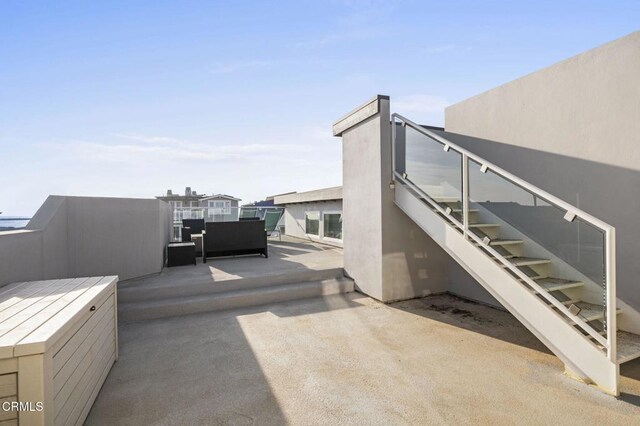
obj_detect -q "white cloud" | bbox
[392,95,450,114]
[210,61,271,75]
[424,45,457,53]
[20,130,342,213]
[114,133,183,145]
[423,44,472,54]
[293,30,376,48]
[39,137,316,166]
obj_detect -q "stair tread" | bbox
[119,278,355,322]
[121,278,352,308]
[509,257,552,267]
[547,297,580,306]
[535,277,584,292]
[507,265,546,279]
[618,331,640,363]
[571,302,621,322]
[468,223,500,228]
[489,239,524,246]
[119,267,346,302]
[492,254,515,259]
[548,290,581,306]
[431,197,460,203]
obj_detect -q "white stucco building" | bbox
[274,186,343,247]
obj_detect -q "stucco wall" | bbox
[282,200,343,247]
[341,108,385,300]
[0,230,45,285]
[336,95,449,302]
[65,196,170,280]
[0,195,172,287]
[444,31,640,310]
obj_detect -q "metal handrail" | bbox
[395,171,608,346]
[393,114,614,233]
[392,113,616,357]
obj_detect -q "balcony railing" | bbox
[171,206,284,223]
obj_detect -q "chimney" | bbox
[167,189,173,196]
[185,187,191,196]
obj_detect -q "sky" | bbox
[1,1,639,216]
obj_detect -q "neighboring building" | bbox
[274,187,343,247]
[245,191,296,207]
[156,187,241,240]
[199,194,241,222]
[157,187,206,212]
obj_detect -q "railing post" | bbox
[606,227,617,361]
[462,154,470,238]
[391,115,397,180]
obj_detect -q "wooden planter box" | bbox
[0,276,118,425]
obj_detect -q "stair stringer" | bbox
[395,183,619,395]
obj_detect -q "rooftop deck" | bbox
[115,237,348,323]
[38,237,635,424]
[120,236,343,291]
[88,275,640,424]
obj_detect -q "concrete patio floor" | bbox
[86,292,640,425]
[120,236,343,291]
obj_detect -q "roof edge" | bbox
[332,95,389,137]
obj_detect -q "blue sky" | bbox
[1,0,638,215]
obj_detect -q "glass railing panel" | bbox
[398,123,464,218]
[468,159,607,336]
[172,207,284,224]
[172,206,287,241]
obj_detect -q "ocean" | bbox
[0,216,31,230]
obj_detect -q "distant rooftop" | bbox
[159,187,205,198]
[157,188,241,202]
[274,186,342,205]
[200,194,241,201]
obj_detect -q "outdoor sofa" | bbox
[202,220,268,261]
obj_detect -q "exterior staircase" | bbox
[392,113,640,395]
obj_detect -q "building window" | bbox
[323,212,342,240]
[170,201,183,221]
[207,200,231,215]
[305,211,320,236]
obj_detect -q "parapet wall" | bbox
[445,31,640,310]
[0,195,172,287]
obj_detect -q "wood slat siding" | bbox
[0,360,17,377]
[56,335,115,426]
[0,396,17,422]
[0,374,16,398]
[0,374,17,424]
[54,318,114,401]
[0,280,83,342]
[0,276,118,426]
[20,277,115,357]
[53,296,114,375]
[74,352,115,426]
[0,278,103,359]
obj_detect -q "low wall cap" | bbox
[274,186,343,205]
[333,95,389,137]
